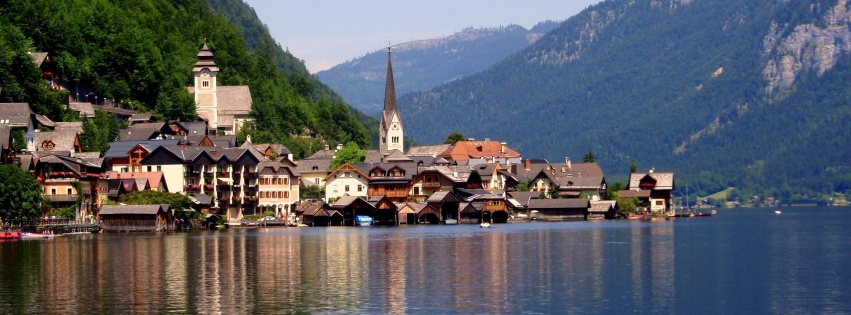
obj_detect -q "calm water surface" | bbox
[1,206,849,314]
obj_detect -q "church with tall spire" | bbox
[379,44,404,154]
[188,40,252,135]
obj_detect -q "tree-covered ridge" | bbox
[0,0,369,158]
[398,0,851,198]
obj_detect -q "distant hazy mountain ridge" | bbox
[317,21,560,114]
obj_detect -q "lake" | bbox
[1,206,849,314]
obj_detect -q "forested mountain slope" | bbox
[317,22,559,115]
[400,0,851,197]
[0,0,369,158]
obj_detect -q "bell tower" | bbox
[193,40,219,131]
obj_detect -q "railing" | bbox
[184,171,200,177]
[218,184,231,191]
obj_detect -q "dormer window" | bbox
[41,140,55,150]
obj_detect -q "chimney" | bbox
[500,142,506,154]
[565,157,571,170]
[325,144,330,151]
[561,165,566,173]
[525,159,530,170]
[336,143,343,151]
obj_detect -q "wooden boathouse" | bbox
[99,204,174,232]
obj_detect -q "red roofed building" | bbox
[437,139,521,165]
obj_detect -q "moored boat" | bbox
[0,231,22,240]
[480,222,491,228]
[20,232,58,240]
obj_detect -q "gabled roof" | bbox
[107,171,166,190]
[407,144,451,157]
[100,204,169,215]
[129,113,153,122]
[104,140,180,159]
[296,158,331,173]
[629,172,675,190]
[258,161,301,177]
[590,200,616,213]
[384,149,412,162]
[29,52,49,67]
[438,140,520,161]
[426,191,460,203]
[330,195,374,210]
[324,162,370,181]
[34,130,80,153]
[558,176,605,190]
[506,191,541,208]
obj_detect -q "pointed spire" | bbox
[383,42,398,112]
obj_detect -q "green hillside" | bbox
[0,0,369,158]
[400,0,851,198]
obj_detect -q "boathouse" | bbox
[527,199,589,221]
[99,204,174,232]
[330,196,375,226]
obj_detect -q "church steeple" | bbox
[383,44,398,112]
[379,43,403,154]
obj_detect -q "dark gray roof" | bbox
[296,158,331,173]
[0,103,34,127]
[528,199,589,209]
[104,140,180,159]
[0,125,10,149]
[100,204,169,215]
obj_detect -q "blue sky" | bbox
[243,0,602,73]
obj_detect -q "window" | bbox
[357,185,363,192]
[283,178,288,185]
[345,185,350,192]
[312,166,319,171]
[656,200,664,206]
[67,188,73,195]
[314,178,320,185]
[345,172,350,178]
[284,191,289,198]
[51,188,56,195]
[157,166,162,172]
[414,187,420,195]
[202,80,210,88]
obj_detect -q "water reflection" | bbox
[1,208,849,314]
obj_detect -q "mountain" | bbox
[399,0,851,198]
[0,0,369,158]
[316,22,560,115]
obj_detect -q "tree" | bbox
[583,151,596,163]
[444,132,465,145]
[616,197,639,218]
[0,165,44,222]
[630,159,638,173]
[300,183,324,199]
[329,142,366,170]
[607,181,625,200]
[515,181,531,192]
[118,190,192,211]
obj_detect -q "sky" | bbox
[243,0,602,73]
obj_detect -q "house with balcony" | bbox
[363,162,417,203]
[437,138,521,167]
[140,145,262,222]
[34,152,105,219]
[409,165,465,202]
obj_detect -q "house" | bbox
[409,165,465,202]
[99,204,174,232]
[118,122,174,141]
[397,202,435,224]
[455,188,510,223]
[256,161,301,219]
[140,145,262,222]
[29,52,60,90]
[168,121,208,137]
[296,144,337,187]
[623,170,675,213]
[437,139,521,166]
[363,162,417,203]
[528,157,606,200]
[33,128,83,155]
[0,103,55,154]
[103,140,180,172]
[528,199,589,221]
[299,200,342,226]
[187,42,252,135]
[240,141,293,162]
[35,152,106,219]
[323,162,370,202]
[425,191,461,223]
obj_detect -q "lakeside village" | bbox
[1,44,686,235]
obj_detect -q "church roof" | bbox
[193,42,219,72]
[383,47,398,113]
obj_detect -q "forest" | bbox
[0,0,371,159]
[396,0,851,201]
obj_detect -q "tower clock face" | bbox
[392,124,398,130]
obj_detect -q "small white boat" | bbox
[480,222,490,228]
[20,232,57,240]
[774,210,782,214]
[444,218,458,225]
